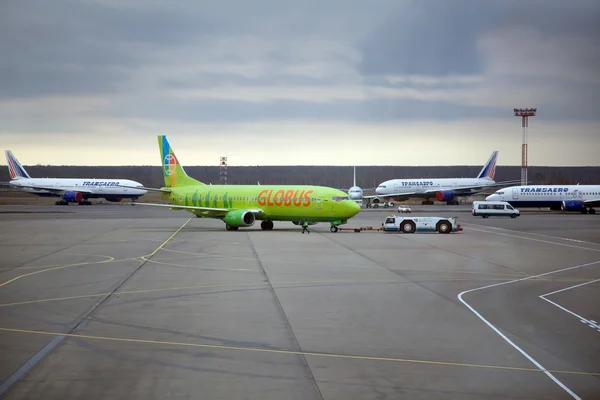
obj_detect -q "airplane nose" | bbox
[375,187,382,194]
[347,201,361,216]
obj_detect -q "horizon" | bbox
[2,1,599,165]
[2,163,600,168]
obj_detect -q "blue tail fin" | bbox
[476,151,498,180]
[5,150,31,180]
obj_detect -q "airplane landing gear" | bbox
[589,208,596,215]
[225,225,239,231]
[78,200,92,205]
[330,225,339,233]
[261,220,274,230]
[421,200,434,205]
[446,200,460,205]
[55,200,68,205]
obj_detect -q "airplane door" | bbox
[512,188,518,200]
[315,192,323,210]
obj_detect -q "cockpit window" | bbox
[496,191,504,195]
[379,185,386,189]
[332,196,350,202]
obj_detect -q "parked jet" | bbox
[337,166,375,207]
[122,136,361,232]
[1,150,147,205]
[367,151,521,205]
[486,185,600,214]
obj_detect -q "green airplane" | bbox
[127,135,362,232]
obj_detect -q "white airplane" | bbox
[486,185,600,215]
[1,150,147,205]
[367,151,521,205]
[348,166,369,205]
[337,166,375,206]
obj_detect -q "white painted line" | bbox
[462,222,600,246]
[462,224,600,253]
[539,296,600,330]
[458,260,600,400]
[539,278,600,332]
[541,278,600,297]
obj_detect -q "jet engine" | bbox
[435,190,455,202]
[63,191,84,203]
[561,200,584,211]
[223,210,256,227]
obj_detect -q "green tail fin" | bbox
[158,135,204,187]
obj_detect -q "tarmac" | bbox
[0,204,599,399]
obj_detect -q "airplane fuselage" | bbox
[486,185,600,212]
[376,178,497,199]
[9,178,147,200]
[161,184,361,223]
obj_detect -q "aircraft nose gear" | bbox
[330,225,339,233]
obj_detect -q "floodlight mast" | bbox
[513,108,537,186]
[220,156,228,184]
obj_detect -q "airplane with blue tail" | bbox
[367,151,522,205]
[1,150,147,205]
[486,185,600,215]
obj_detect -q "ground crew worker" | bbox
[302,220,310,234]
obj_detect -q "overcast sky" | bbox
[1,0,598,166]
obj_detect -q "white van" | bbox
[472,201,520,218]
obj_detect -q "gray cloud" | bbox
[358,0,600,82]
[358,0,497,76]
[1,0,599,126]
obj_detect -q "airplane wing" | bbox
[129,202,265,214]
[336,187,377,192]
[117,185,170,193]
[2,183,94,194]
[584,198,600,207]
[363,191,432,199]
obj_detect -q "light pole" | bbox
[220,156,227,184]
[513,108,536,186]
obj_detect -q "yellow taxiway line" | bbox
[0,326,597,377]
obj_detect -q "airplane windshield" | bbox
[332,196,350,202]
